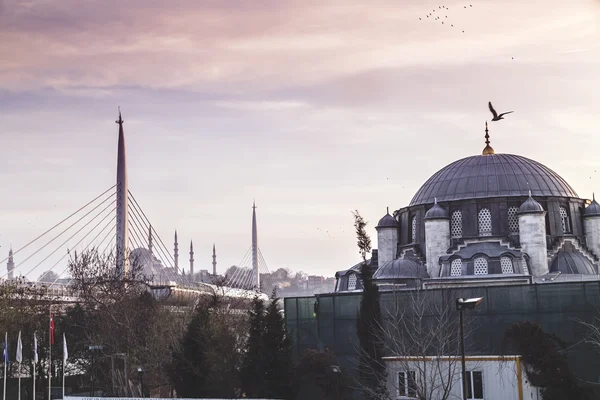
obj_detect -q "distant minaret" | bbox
[174,230,179,273]
[189,240,194,276]
[252,201,260,289]
[212,243,217,276]
[7,247,14,280]
[148,225,153,256]
[115,109,130,276]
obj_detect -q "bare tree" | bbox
[67,248,187,396]
[362,288,471,400]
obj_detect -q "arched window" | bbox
[501,256,514,274]
[451,259,462,276]
[508,206,519,234]
[451,210,463,239]
[347,273,357,291]
[411,216,417,242]
[478,208,492,236]
[559,206,571,234]
[474,257,488,275]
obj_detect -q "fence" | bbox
[284,281,600,383]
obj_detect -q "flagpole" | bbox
[33,332,38,400]
[32,360,35,400]
[3,332,8,400]
[18,362,21,400]
[48,306,52,400]
[62,333,65,400]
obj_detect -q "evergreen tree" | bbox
[240,295,266,397]
[263,289,293,399]
[353,210,386,399]
[169,307,211,397]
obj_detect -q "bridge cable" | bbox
[47,212,117,288]
[0,185,116,265]
[19,199,117,281]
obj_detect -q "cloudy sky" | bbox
[0,0,598,280]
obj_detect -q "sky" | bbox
[0,0,599,280]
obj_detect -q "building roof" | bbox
[585,197,600,217]
[424,200,449,220]
[519,194,544,214]
[373,258,429,280]
[440,241,522,262]
[549,250,597,274]
[410,154,578,206]
[377,213,398,228]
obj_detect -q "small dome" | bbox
[377,210,398,228]
[424,200,449,220]
[550,250,596,274]
[585,197,600,217]
[519,194,544,214]
[373,258,429,281]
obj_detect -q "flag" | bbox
[33,332,38,363]
[15,331,22,363]
[3,333,7,364]
[50,313,55,345]
[62,333,68,363]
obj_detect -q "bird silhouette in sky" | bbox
[488,102,514,121]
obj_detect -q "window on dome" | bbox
[501,256,514,274]
[347,273,357,291]
[559,206,571,234]
[508,206,519,235]
[411,216,417,243]
[451,210,463,239]
[474,257,488,275]
[478,208,492,236]
[451,259,462,276]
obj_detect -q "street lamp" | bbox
[137,366,144,398]
[456,297,483,400]
[88,345,104,396]
[330,365,341,400]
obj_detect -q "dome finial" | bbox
[482,121,495,155]
[434,197,438,204]
[529,189,532,197]
[386,206,389,214]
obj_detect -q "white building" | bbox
[384,355,540,400]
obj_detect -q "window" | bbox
[559,206,571,234]
[411,216,417,242]
[508,206,519,234]
[451,259,463,276]
[398,370,417,398]
[474,257,488,275]
[451,210,463,239]
[501,256,514,274]
[466,370,484,400]
[347,273,357,291]
[478,208,492,236]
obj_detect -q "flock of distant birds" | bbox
[419,4,473,33]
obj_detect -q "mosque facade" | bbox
[335,124,600,292]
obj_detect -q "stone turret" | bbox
[518,192,548,276]
[584,194,600,259]
[423,199,450,278]
[376,208,398,268]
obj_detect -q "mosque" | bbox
[335,123,600,292]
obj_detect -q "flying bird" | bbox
[488,102,514,121]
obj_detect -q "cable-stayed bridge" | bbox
[0,112,270,303]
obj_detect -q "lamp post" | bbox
[88,345,103,396]
[137,366,144,398]
[330,365,341,400]
[456,297,483,400]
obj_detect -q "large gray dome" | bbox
[410,154,578,206]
